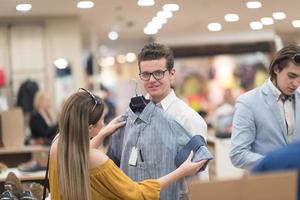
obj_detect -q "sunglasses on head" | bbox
[292,54,300,64]
[78,88,102,111]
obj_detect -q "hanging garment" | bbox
[16,79,39,113]
[108,101,212,200]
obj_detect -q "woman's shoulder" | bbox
[89,148,109,169]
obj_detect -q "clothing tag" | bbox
[128,147,138,166]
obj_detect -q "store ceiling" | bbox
[0,0,299,48]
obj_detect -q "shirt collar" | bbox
[267,78,282,101]
[157,89,176,111]
[127,101,156,124]
[267,78,294,102]
[145,89,176,111]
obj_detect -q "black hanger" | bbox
[129,80,150,113]
[129,95,150,113]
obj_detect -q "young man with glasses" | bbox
[230,44,300,170]
[137,43,208,199]
[138,43,207,139]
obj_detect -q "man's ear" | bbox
[274,65,279,74]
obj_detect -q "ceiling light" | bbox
[126,53,137,62]
[273,12,286,20]
[157,11,173,19]
[108,31,118,40]
[77,1,94,9]
[144,27,158,35]
[117,55,126,64]
[246,1,262,9]
[163,4,179,12]
[54,58,69,69]
[249,21,263,30]
[260,17,273,25]
[224,14,239,22]
[152,16,167,24]
[137,0,155,6]
[16,4,32,12]
[292,20,300,28]
[208,23,222,32]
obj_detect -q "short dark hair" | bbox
[138,43,174,71]
[269,44,300,81]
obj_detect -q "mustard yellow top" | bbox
[49,159,161,200]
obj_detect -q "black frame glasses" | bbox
[78,88,102,111]
[292,54,300,64]
[139,69,169,81]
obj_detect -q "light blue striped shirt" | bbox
[108,101,210,200]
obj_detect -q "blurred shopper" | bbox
[49,89,206,200]
[18,91,58,172]
[213,88,235,138]
[29,90,58,145]
[104,43,208,200]
[230,44,300,169]
[251,140,300,200]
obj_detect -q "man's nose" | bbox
[149,74,156,82]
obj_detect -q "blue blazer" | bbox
[230,81,300,169]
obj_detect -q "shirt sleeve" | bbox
[91,159,161,200]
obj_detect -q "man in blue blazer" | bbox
[230,44,300,169]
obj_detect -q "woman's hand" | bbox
[177,151,207,177]
[100,115,126,137]
[90,115,126,148]
[158,151,207,190]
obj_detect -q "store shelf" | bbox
[0,168,45,182]
[0,145,49,155]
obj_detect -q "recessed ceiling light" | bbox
[272,12,286,20]
[126,53,137,62]
[208,23,222,32]
[163,4,179,12]
[77,1,94,9]
[292,20,300,28]
[108,31,118,40]
[144,27,158,35]
[224,14,239,22]
[157,11,173,19]
[137,0,155,7]
[54,58,69,69]
[249,21,263,30]
[246,1,262,9]
[16,4,32,12]
[117,55,126,64]
[260,17,274,25]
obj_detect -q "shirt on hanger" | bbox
[108,101,211,200]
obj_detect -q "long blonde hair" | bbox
[57,91,104,200]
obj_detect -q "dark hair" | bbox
[269,44,300,81]
[138,43,174,71]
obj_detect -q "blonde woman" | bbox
[49,88,206,200]
[30,90,58,145]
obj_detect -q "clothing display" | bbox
[230,80,300,169]
[16,79,39,113]
[108,101,211,200]
[49,159,160,200]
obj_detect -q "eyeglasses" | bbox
[139,69,169,81]
[78,88,102,111]
[292,54,300,64]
